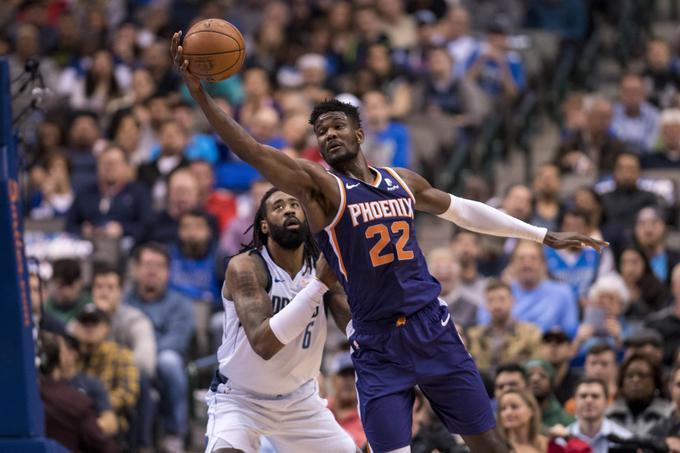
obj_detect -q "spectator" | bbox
[248,106,286,150]
[29,152,75,220]
[29,272,65,337]
[37,331,118,453]
[619,246,670,319]
[65,112,105,193]
[376,0,417,50]
[571,187,605,240]
[525,358,575,428]
[235,67,277,129]
[496,389,548,452]
[531,163,563,231]
[189,160,237,234]
[611,74,660,153]
[572,273,633,363]
[57,333,118,437]
[91,264,156,377]
[219,179,274,256]
[169,209,221,357]
[544,208,612,299]
[567,378,633,453]
[565,344,620,415]
[622,329,665,369]
[649,365,680,445]
[109,110,154,167]
[647,263,680,366]
[142,39,180,96]
[44,258,90,325]
[495,363,530,401]
[465,19,525,103]
[71,305,140,435]
[467,279,542,376]
[606,354,672,437]
[642,108,680,169]
[171,101,219,163]
[642,39,680,110]
[360,90,410,168]
[363,41,412,118]
[124,243,194,451]
[538,328,581,405]
[66,145,151,243]
[555,96,627,176]
[137,119,190,211]
[444,7,478,77]
[478,241,579,337]
[600,152,658,245]
[634,206,680,284]
[67,49,126,114]
[451,231,486,307]
[327,352,366,449]
[427,247,478,328]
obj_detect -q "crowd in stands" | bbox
[5,0,680,452]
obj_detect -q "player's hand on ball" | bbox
[315,255,337,288]
[171,31,201,95]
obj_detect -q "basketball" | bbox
[182,18,246,82]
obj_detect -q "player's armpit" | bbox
[226,254,284,360]
[392,167,452,215]
[324,282,351,333]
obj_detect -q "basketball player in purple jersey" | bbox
[172,33,607,453]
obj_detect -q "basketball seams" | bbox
[182,49,242,57]
[191,49,245,78]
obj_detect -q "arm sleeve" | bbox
[437,194,547,243]
[269,278,328,345]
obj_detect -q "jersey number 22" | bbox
[365,221,414,267]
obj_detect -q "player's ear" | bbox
[260,219,269,235]
[356,128,364,145]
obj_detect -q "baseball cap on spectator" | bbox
[524,358,556,382]
[542,327,570,344]
[415,10,436,27]
[624,329,663,348]
[330,352,354,375]
[76,304,110,325]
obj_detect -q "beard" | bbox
[181,240,210,259]
[269,221,308,250]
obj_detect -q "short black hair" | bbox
[618,353,663,395]
[496,362,528,381]
[51,258,81,285]
[575,376,609,399]
[586,343,615,358]
[309,99,362,129]
[133,242,170,266]
[92,261,122,287]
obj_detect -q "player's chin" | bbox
[323,149,355,166]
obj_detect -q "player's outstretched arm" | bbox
[171,32,334,204]
[394,167,608,252]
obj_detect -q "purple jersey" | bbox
[314,167,441,324]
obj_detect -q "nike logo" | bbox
[345,183,360,189]
[441,313,451,326]
[274,278,285,283]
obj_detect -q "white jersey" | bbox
[217,247,327,396]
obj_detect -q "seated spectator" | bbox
[109,110,154,167]
[642,39,680,110]
[467,279,542,376]
[427,247,478,328]
[444,7,478,77]
[647,263,680,366]
[611,74,660,153]
[172,101,218,163]
[567,378,632,453]
[142,39,180,96]
[642,108,680,169]
[622,329,665,370]
[37,331,117,453]
[525,359,575,428]
[619,246,670,319]
[29,152,75,220]
[67,49,127,114]
[606,354,672,437]
[361,90,410,168]
[124,243,194,451]
[376,0,417,50]
[169,210,221,356]
[599,153,658,247]
[363,41,412,118]
[71,305,140,435]
[538,327,580,404]
[189,160,237,234]
[234,67,278,129]
[248,106,286,150]
[555,96,627,176]
[634,206,680,284]
[478,241,578,337]
[66,145,151,243]
[531,164,563,231]
[545,208,612,300]
[649,365,680,445]
[64,111,105,193]
[496,389,548,452]
[495,363,530,402]
[57,333,118,436]
[137,119,190,211]
[327,352,366,450]
[572,273,634,363]
[44,258,91,325]
[571,187,605,241]
[565,344,620,416]
[464,19,525,103]
[91,263,156,377]
[451,231,486,307]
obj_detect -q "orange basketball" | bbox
[182,18,246,82]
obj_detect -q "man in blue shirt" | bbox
[361,90,411,168]
[634,206,680,284]
[124,243,194,453]
[478,240,578,336]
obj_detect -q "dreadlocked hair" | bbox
[239,187,319,273]
[309,99,362,129]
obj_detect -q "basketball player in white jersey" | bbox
[206,187,357,453]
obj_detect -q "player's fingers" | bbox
[180,59,189,72]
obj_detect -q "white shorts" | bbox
[204,379,356,453]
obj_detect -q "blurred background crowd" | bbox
[5,0,680,452]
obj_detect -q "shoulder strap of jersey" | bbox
[325,171,347,230]
[247,248,272,293]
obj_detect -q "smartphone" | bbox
[584,306,607,335]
